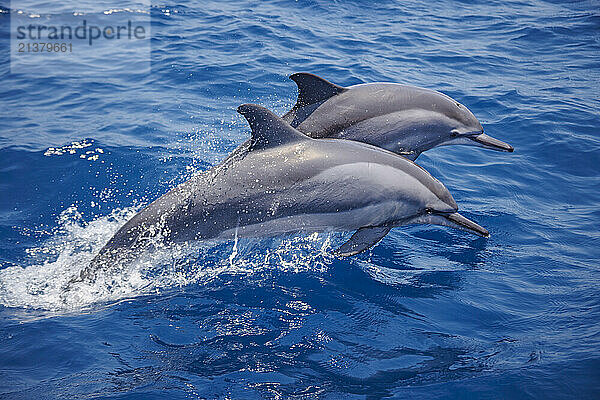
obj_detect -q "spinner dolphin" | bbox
[77,105,488,282]
[283,73,513,160]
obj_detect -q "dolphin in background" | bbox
[75,104,488,284]
[282,73,514,160]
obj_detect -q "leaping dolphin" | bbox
[282,73,514,160]
[76,105,488,283]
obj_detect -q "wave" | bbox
[0,205,335,313]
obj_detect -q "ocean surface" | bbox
[1,0,599,398]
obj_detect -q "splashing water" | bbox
[0,206,336,313]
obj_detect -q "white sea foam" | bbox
[0,206,335,313]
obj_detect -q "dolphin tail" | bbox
[63,244,137,292]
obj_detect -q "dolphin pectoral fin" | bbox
[289,73,347,107]
[469,133,514,152]
[336,226,391,257]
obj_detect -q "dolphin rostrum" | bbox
[77,104,488,282]
[282,73,514,160]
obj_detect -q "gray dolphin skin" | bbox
[77,104,488,282]
[282,73,514,160]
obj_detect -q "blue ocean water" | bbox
[1,0,599,398]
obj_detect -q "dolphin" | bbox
[76,104,488,283]
[282,73,514,160]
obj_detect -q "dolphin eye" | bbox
[456,102,461,108]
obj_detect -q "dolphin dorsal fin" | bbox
[289,73,347,107]
[237,104,309,150]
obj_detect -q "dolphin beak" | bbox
[469,133,514,152]
[443,212,489,237]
